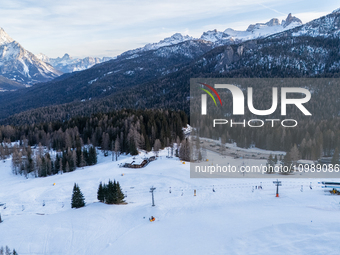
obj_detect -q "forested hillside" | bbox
[0,109,187,177]
[2,34,340,126]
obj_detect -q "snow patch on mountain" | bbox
[88,78,98,84]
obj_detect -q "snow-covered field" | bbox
[1,149,340,255]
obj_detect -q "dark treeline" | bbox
[0,109,188,176]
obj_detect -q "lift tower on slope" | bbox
[273,179,282,197]
[150,186,156,206]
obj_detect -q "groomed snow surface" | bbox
[1,149,340,255]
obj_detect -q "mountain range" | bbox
[0,13,301,90]
[118,13,303,58]
[1,10,340,124]
[36,53,113,73]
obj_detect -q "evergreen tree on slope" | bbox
[71,183,85,208]
[97,182,105,203]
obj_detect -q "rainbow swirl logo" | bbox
[198,82,223,107]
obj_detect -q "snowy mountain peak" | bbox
[61,53,71,60]
[265,18,281,27]
[282,13,302,28]
[198,13,300,45]
[166,33,191,42]
[0,27,14,46]
[200,29,226,42]
[246,18,280,32]
[245,14,301,32]
[0,28,61,85]
[119,33,193,57]
[144,33,193,50]
[36,53,50,62]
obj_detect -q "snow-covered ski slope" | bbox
[0,149,340,255]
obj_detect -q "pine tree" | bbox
[116,181,125,204]
[71,183,85,208]
[103,183,108,202]
[13,249,18,255]
[88,146,97,165]
[97,182,105,202]
[83,148,89,165]
[105,180,116,204]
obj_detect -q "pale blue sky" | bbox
[0,0,338,58]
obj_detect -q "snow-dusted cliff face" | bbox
[119,33,194,58]
[200,13,302,45]
[0,28,62,85]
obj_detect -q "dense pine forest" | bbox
[1,104,340,169]
[0,109,188,177]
